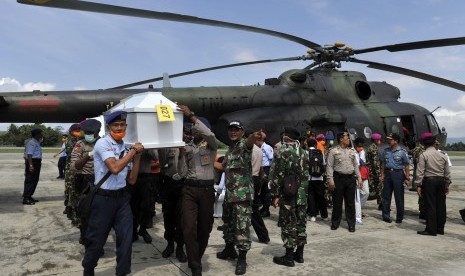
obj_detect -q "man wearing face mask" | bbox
[70,119,102,244]
[82,111,144,276]
[22,128,43,205]
[64,123,82,219]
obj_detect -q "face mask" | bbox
[84,134,97,143]
[39,137,44,143]
[110,131,126,141]
[329,140,334,145]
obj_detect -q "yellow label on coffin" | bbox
[156,105,175,122]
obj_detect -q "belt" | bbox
[96,187,128,197]
[334,171,354,178]
[384,168,403,172]
[185,179,214,188]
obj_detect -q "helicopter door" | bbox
[382,116,403,138]
[400,115,416,149]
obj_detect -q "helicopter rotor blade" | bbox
[109,56,305,89]
[354,37,465,54]
[349,58,465,92]
[18,0,320,49]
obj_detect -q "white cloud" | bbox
[0,77,55,92]
[233,49,258,63]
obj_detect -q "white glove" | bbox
[88,150,94,158]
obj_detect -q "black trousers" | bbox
[58,156,66,177]
[252,176,269,241]
[82,190,133,275]
[160,174,184,244]
[23,159,41,198]
[259,166,271,209]
[181,183,215,270]
[421,176,447,235]
[307,179,328,218]
[128,173,153,232]
[331,172,356,228]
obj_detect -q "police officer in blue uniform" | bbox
[82,111,144,276]
[23,128,43,205]
[380,133,410,223]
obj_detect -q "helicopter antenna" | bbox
[431,106,441,114]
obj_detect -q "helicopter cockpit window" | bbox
[363,127,372,139]
[349,128,357,141]
[426,114,440,136]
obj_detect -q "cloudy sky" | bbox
[1,0,465,137]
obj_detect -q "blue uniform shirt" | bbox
[59,142,67,158]
[93,135,131,190]
[25,138,42,159]
[382,146,409,170]
[261,143,273,167]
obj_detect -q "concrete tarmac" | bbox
[1,153,464,276]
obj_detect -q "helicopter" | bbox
[2,0,465,146]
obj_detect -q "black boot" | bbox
[216,243,238,260]
[175,244,187,263]
[162,241,174,258]
[293,245,304,263]
[235,250,247,275]
[273,248,295,267]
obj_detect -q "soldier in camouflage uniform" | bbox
[63,123,81,221]
[269,127,309,267]
[70,119,101,244]
[366,133,382,209]
[217,120,261,276]
[411,142,426,218]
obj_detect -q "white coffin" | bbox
[104,92,185,149]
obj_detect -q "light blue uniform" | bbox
[93,135,131,190]
[25,138,42,159]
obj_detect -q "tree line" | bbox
[0,124,63,147]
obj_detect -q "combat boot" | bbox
[273,248,295,267]
[293,245,304,263]
[216,243,238,260]
[235,250,247,275]
[162,241,174,258]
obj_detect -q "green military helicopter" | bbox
[2,0,465,146]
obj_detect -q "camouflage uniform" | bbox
[64,136,79,222]
[366,142,382,203]
[269,143,309,249]
[70,139,96,228]
[411,143,425,215]
[222,138,254,252]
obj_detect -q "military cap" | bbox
[371,133,382,140]
[420,132,436,145]
[68,123,81,133]
[386,133,400,142]
[228,120,244,130]
[420,132,433,140]
[105,110,127,124]
[316,134,325,140]
[325,134,334,140]
[31,128,42,137]
[283,126,300,140]
[80,119,101,133]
